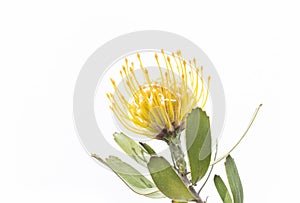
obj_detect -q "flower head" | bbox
[107,50,210,139]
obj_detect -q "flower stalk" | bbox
[164,132,204,203]
[164,132,187,175]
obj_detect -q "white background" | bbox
[1,0,297,202]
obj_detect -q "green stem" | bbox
[165,132,204,203]
[168,135,187,174]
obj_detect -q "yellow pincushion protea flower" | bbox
[107,50,210,139]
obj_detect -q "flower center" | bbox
[128,84,179,132]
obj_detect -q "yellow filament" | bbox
[155,53,165,86]
[201,76,211,107]
[110,106,154,136]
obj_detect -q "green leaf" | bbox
[225,155,243,203]
[113,132,148,166]
[92,154,165,198]
[147,156,195,201]
[214,175,233,203]
[186,108,212,184]
[139,142,157,155]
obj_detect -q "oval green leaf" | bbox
[186,108,212,184]
[113,132,148,166]
[147,156,195,201]
[225,155,243,203]
[92,154,165,198]
[214,175,233,203]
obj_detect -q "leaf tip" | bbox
[91,153,99,158]
[214,174,220,179]
[112,132,119,138]
[225,155,233,166]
